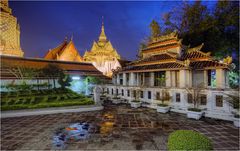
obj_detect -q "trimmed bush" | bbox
[167,130,213,150]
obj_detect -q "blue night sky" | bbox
[10,1,215,61]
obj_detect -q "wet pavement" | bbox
[1,101,239,150]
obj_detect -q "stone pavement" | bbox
[1,102,239,150]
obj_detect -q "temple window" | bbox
[133,90,136,98]
[176,93,181,102]
[140,91,144,98]
[107,88,109,94]
[207,69,216,88]
[140,73,144,86]
[112,89,114,95]
[200,94,207,105]
[119,74,123,85]
[154,71,166,87]
[187,93,193,103]
[216,95,223,107]
[156,92,160,100]
[122,89,124,96]
[116,89,118,95]
[126,73,129,85]
[127,90,130,97]
[148,91,151,99]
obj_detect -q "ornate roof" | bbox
[44,38,82,62]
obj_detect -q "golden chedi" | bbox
[0,0,24,57]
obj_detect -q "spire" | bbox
[98,16,107,42]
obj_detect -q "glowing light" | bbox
[72,76,80,80]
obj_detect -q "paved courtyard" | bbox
[1,101,239,150]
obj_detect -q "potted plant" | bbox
[111,94,121,104]
[186,84,204,120]
[156,89,171,113]
[130,89,141,108]
[224,91,239,127]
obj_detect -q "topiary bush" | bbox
[167,130,213,151]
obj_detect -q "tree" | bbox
[42,64,63,88]
[58,73,72,89]
[155,89,171,105]
[186,83,205,110]
[150,20,161,40]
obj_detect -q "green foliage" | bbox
[167,130,213,150]
[58,74,73,89]
[1,88,94,111]
[84,76,103,85]
[161,1,239,64]
[157,104,168,107]
[131,100,140,103]
[43,64,64,88]
[228,71,239,89]
[188,108,202,112]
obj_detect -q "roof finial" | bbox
[99,16,107,42]
[102,16,104,27]
[71,34,73,41]
[64,36,68,42]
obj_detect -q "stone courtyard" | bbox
[1,102,239,150]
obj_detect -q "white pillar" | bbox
[171,71,176,87]
[116,74,120,85]
[150,72,154,86]
[216,69,225,89]
[123,73,127,86]
[179,70,186,88]
[166,71,171,87]
[203,70,208,88]
[129,73,134,86]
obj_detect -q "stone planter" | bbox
[112,98,121,104]
[187,110,203,120]
[157,106,170,113]
[130,102,141,108]
[233,117,240,127]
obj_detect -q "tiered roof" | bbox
[44,38,82,62]
[119,32,230,73]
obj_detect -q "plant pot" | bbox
[157,106,170,113]
[187,110,203,120]
[130,102,141,108]
[233,117,240,127]
[112,98,121,104]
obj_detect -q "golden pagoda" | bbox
[83,19,121,77]
[44,37,82,62]
[0,0,24,57]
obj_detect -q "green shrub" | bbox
[188,108,202,112]
[157,104,168,107]
[167,130,213,151]
[22,98,32,104]
[7,99,15,105]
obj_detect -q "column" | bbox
[150,72,155,86]
[116,74,120,85]
[203,70,208,88]
[129,72,134,86]
[166,71,171,87]
[171,71,176,87]
[123,73,127,86]
[179,70,186,88]
[216,69,225,89]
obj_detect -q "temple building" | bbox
[104,31,236,121]
[0,0,24,57]
[44,37,82,62]
[83,21,121,77]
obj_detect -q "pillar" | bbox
[203,70,208,88]
[129,73,134,86]
[150,72,154,86]
[116,74,120,85]
[123,73,127,86]
[179,70,187,88]
[166,71,171,87]
[216,69,225,89]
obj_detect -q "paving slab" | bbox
[1,102,239,150]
